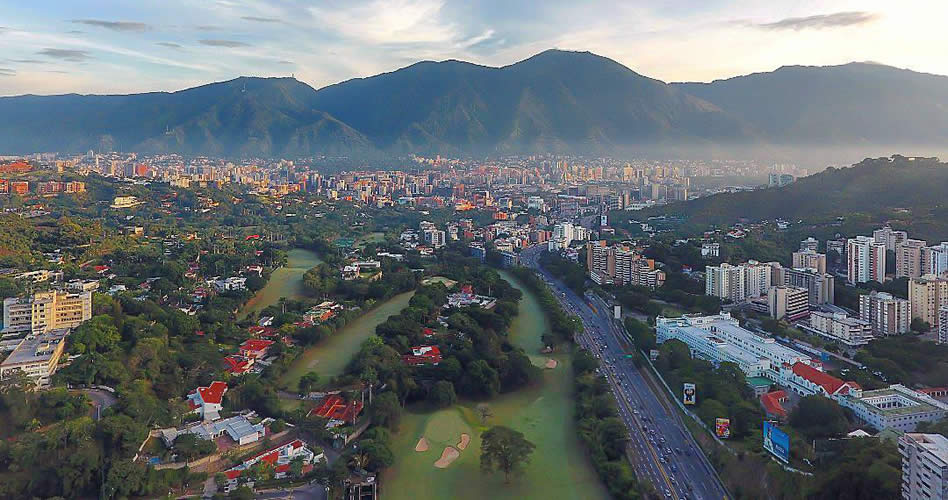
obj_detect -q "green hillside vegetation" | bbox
[646,155,948,240]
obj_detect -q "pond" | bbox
[239,248,323,320]
[279,291,415,390]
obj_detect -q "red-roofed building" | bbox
[239,339,274,359]
[422,327,435,337]
[761,390,789,420]
[780,362,861,398]
[223,356,253,375]
[222,439,323,492]
[307,394,363,426]
[402,345,442,366]
[187,381,227,420]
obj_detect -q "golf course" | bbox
[239,247,322,320]
[380,271,609,500]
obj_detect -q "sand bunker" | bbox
[433,446,460,468]
[545,358,558,369]
[457,433,470,450]
[415,437,429,452]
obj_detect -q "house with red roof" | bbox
[760,390,789,420]
[779,362,861,398]
[402,345,442,366]
[187,381,227,421]
[222,439,323,492]
[307,394,363,427]
[239,339,274,359]
[223,356,253,375]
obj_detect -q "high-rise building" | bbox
[783,267,835,306]
[874,226,908,252]
[792,250,827,274]
[706,263,746,302]
[909,275,948,332]
[2,290,92,334]
[586,241,614,282]
[847,236,887,285]
[423,229,446,249]
[899,433,948,500]
[768,286,809,321]
[922,243,948,277]
[859,291,910,336]
[939,307,948,345]
[744,261,773,299]
[898,239,929,279]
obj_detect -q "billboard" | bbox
[683,383,696,405]
[649,349,659,361]
[763,421,790,463]
[715,418,731,439]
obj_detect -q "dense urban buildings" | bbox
[847,236,887,285]
[859,291,911,336]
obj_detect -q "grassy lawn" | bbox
[381,271,608,500]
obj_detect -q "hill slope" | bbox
[676,63,948,146]
[0,77,370,156]
[648,155,948,238]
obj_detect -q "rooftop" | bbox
[0,328,69,368]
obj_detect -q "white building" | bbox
[701,242,720,258]
[900,433,948,500]
[423,229,446,249]
[656,313,811,382]
[874,226,908,252]
[922,242,948,277]
[705,261,772,302]
[848,236,887,285]
[836,385,948,432]
[808,311,874,347]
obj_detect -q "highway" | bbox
[520,245,727,500]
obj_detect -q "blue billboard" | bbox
[763,421,790,463]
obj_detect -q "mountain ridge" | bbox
[1,50,947,156]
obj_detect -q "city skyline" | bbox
[1,0,946,96]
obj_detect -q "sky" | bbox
[0,0,945,96]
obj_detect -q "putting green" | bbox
[381,271,609,500]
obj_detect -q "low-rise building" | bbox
[161,414,266,447]
[0,328,70,385]
[656,313,811,382]
[836,385,948,432]
[808,311,874,347]
[223,439,323,491]
[187,381,228,421]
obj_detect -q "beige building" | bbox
[791,250,826,274]
[909,275,948,331]
[3,290,92,334]
[898,239,928,279]
[768,286,809,321]
[808,311,873,347]
[0,328,70,385]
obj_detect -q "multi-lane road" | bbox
[520,245,727,500]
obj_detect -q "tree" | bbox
[911,318,931,334]
[69,315,120,354]
[428,381,457,408]
[476,403,493,425]
[480,425,536,483]
[369,392,402,430]
[790,395,849,439]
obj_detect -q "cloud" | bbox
[37,48,93,62]
[756,11,879,31]
[241,16,283,24]
[278,60,294,65]
[71,19,151,33]
[196,25,222,31]
[309,0,460,45]
[157,42,183,49]
[0,68,15,76]
[199,39,250,47]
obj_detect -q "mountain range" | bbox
[1,49,947,158]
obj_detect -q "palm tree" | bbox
[348,451,370,472]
